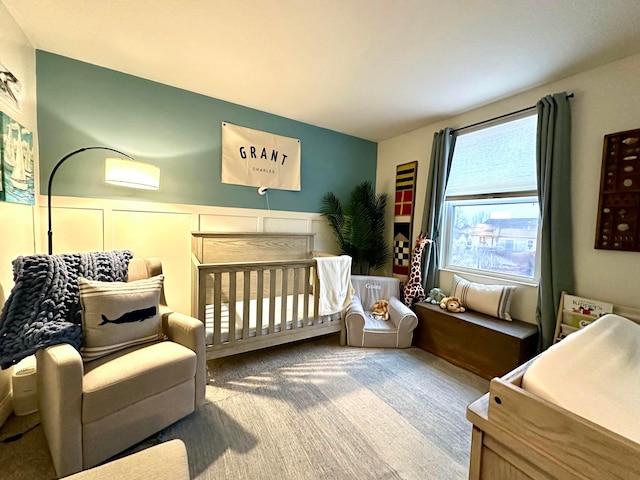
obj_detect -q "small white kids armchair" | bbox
[345,275,418,348]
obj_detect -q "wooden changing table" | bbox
[466,360,640,480]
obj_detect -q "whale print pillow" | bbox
[79,275,164,361]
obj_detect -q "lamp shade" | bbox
[104,157,160,190]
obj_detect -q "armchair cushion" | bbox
[359,316,397,332]
[79,275,165,361]
[82,341,196,423]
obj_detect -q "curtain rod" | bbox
[451,92,574,134]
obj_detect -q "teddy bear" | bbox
[426,287,447,305]
[439,296,466,313]
[371,299,390,321]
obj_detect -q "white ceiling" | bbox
[4,0,640,142]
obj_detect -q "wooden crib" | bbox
[191,232,345,359]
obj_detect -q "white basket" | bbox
[12,365,38,416]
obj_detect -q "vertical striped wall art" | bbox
[392,161,418,284]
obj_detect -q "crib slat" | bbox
[304,266,311,326]
[281,268,288,332]
[313,266,320,320]
[256,269,264,336]
[292,268,299,329]
[229,272,236,344]
[242,271,251,340]
[213,272,222,345]
[269,269,276,334]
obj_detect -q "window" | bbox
[442,114,539,281]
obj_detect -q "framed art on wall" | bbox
[0,61,22,112]
[392,161,418,283]
[0,112,35,205]
[595,128,640,252]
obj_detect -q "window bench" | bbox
[413,302,538,380]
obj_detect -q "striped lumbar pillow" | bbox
[79,275,164,361]
[450,274,515,321]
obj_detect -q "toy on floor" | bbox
[371,299,390,320]
[426,287,446,305]
[440,296,466,313]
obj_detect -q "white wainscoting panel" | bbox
[0,203,35,305]
[199,213,259,232]
[0,204,34,426]
[263,216,308,233]
[112,210,192,314]
[40,206,104,255]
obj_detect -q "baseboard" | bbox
[0,390,12,428]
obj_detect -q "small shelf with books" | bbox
[553,292,613,343]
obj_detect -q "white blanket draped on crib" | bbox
[314,255,353,316]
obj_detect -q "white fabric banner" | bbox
[221,122,301,191]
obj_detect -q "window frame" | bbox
[440,113,541,284]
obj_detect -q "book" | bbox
[557,323,579,340]
[562,294,613,329]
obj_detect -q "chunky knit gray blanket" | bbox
[0,250,133,369]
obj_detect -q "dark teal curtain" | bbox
[421,128,457,291]
[536,92,574,350]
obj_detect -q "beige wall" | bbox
[0,0,38,426]
[377,52,640,322]
[0,2,38,302]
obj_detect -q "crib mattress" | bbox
[205,293,327,343]
[521,313,640,443]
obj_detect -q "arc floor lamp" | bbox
[47,146,160,255]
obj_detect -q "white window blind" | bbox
[446,114,538,197]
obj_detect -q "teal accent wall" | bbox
[36,51,377,212]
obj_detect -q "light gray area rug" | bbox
[0,335,489,479]
[162,336,489,479]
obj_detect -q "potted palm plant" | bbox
[320,181,391,274]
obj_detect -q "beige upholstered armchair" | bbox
[37,258,206,478]
[345,275,418,348]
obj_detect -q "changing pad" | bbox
[521,314,640,443]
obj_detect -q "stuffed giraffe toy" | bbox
[403,232,432,307]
